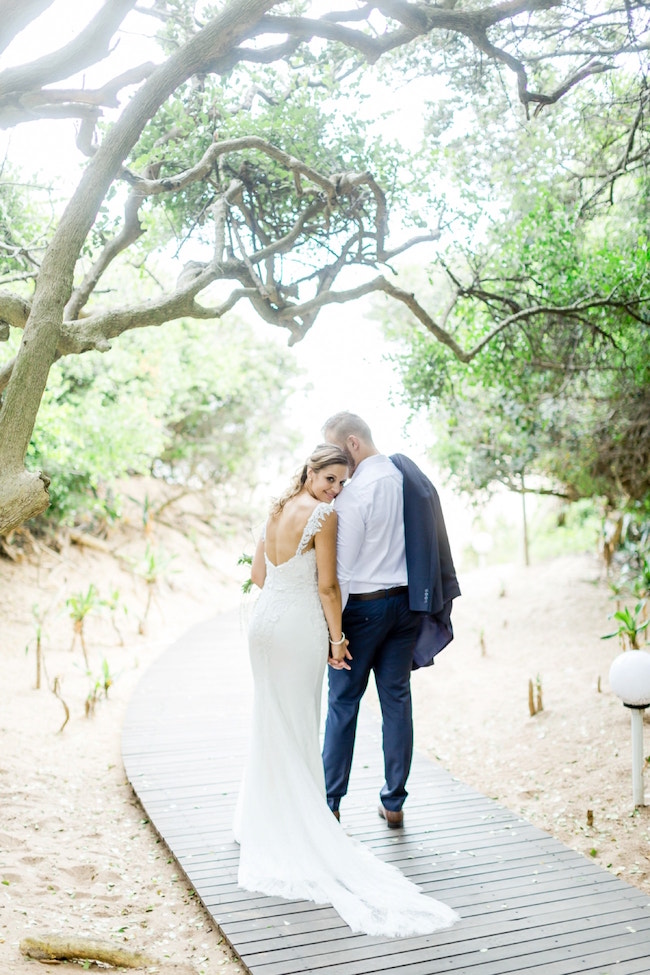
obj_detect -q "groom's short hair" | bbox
[323,412,373,445]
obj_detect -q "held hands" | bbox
[328,633,352,671]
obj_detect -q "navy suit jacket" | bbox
[390,454,461,669]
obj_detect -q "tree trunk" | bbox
[0,468,50,535]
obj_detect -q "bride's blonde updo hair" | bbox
[270,443,349,516]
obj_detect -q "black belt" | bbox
[348,586,409,602]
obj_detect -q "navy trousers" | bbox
[322,591,419,812]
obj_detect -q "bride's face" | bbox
[308,463,348,503]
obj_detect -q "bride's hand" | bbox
[329,641,352,670]
[328,657,351,670]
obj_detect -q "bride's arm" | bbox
[315,513,351,667]
[251,533,266,588]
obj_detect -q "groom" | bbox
[321,411,460,827]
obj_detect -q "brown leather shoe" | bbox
[332,809,340,821]
[378,804,403,828]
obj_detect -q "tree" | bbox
[1,0,649,533]
[384,70,650,505]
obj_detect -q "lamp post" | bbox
[609,650,650,807]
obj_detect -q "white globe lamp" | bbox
[609,649,650,806]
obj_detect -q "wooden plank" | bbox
[236,900,650,968]
[122,610,650,975]
[231,912,650,965]
[239,908,650,968]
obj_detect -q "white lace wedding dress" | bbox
[233,503,459,937]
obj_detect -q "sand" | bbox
[1,494,648,972]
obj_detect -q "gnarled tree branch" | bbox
[0,0,55,56]
[0,291,31,330]
[0,0,138,98]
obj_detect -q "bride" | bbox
[234,443,459,937]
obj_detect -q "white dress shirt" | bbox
[334,454,408,608]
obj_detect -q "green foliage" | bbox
[25,602,48,690]
[66,584,100,625]
[0,163,54,284]
[86,657,114,716]
[27,356,157,523]
[133,543,179,632]
[392,302,642,504]
[100,587,128,645]
[152,319,300,487]
[602,602,650,650]
[26,316,301,525]
[66,583,100,667]
[122,59,406,271]
[134,544,177,588]
[606,498,650,599]
[384,69,650,509]
[238,551,253,594]
[461,497,601,568]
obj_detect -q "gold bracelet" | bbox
[329,632,346,645]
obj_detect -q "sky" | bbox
[287,307,426,458]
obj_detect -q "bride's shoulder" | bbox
[307,500,336,532]
[281,497,334,538]
[285,494,330,517]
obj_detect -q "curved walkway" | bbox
[122,610,650,975]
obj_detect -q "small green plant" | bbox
[607,577,626,612]
[139,493,155,537]
[615,555,650,606]
[238,552,254,594]
[25,603,47,690]
[85,658,114,717]
[134,544,177,633]
[66,584,100,667]
[602,601,650,650]
[100,587,128,645]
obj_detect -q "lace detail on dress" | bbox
[296,501,334,555]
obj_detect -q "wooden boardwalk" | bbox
[122,609,650,975]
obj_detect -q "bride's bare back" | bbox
[264,495,320,566]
